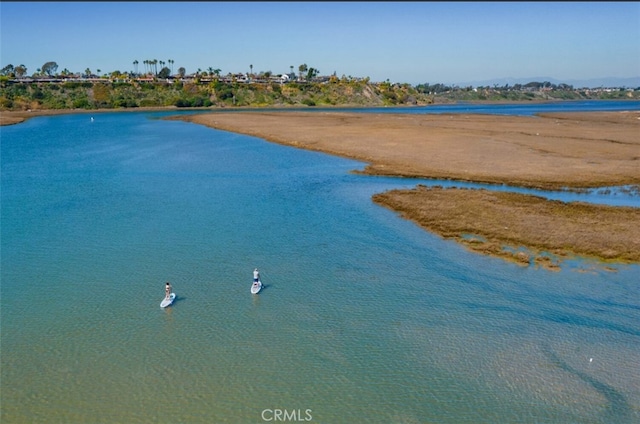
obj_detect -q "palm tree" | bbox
[250,64,253,78]
[290,65,294,77]
[133,60,139,75]
[168,59,174,75]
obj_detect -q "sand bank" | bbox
[4,107,638,266]
[177,111,640,190]
[374,186,640,268]
[176,111,640,266]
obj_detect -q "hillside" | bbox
[0,77,638,112]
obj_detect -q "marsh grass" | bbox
[181,110,640,190]
[373,186,640,269]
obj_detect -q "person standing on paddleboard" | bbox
[253,268,260,282]
[165,282,172,299]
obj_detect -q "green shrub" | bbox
[72,98,91,109]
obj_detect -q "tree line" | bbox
[1,60,325,83]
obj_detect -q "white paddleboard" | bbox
[161,293,176,308]
[251,280,262,294]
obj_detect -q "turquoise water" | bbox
[1,110,639,423]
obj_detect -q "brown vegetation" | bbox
[176,110,640,266]
[373,186,640,268]
[177,111,640,190]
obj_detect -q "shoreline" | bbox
[3,106,639,267]
[373,186,640,269]
[2,98,638,127]
[175,110,640,191]
[174,110,640,267]
[0,106,188,126]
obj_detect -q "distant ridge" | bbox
[451,76,640,89]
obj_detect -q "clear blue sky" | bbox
[1,1,639,85]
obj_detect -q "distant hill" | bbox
[452,76,640,89]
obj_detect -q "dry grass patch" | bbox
[178,110,640,190]
[373,186,640,268]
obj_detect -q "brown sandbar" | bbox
[178,111,640,190]
[176,111,640,266]
[373,186,640,268]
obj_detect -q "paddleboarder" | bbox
[165,281,172,299]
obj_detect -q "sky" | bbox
[1,1,639,86]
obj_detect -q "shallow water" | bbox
[358,99,640,116]
[237,99,640,116]
[1,110,639,423]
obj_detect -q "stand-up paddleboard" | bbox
[161,293,176,308]
[251,280,262,294]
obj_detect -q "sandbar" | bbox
[177,111,640,190]
[176,111,640,266]
[373,186,640,268]
[3,107,639,266]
